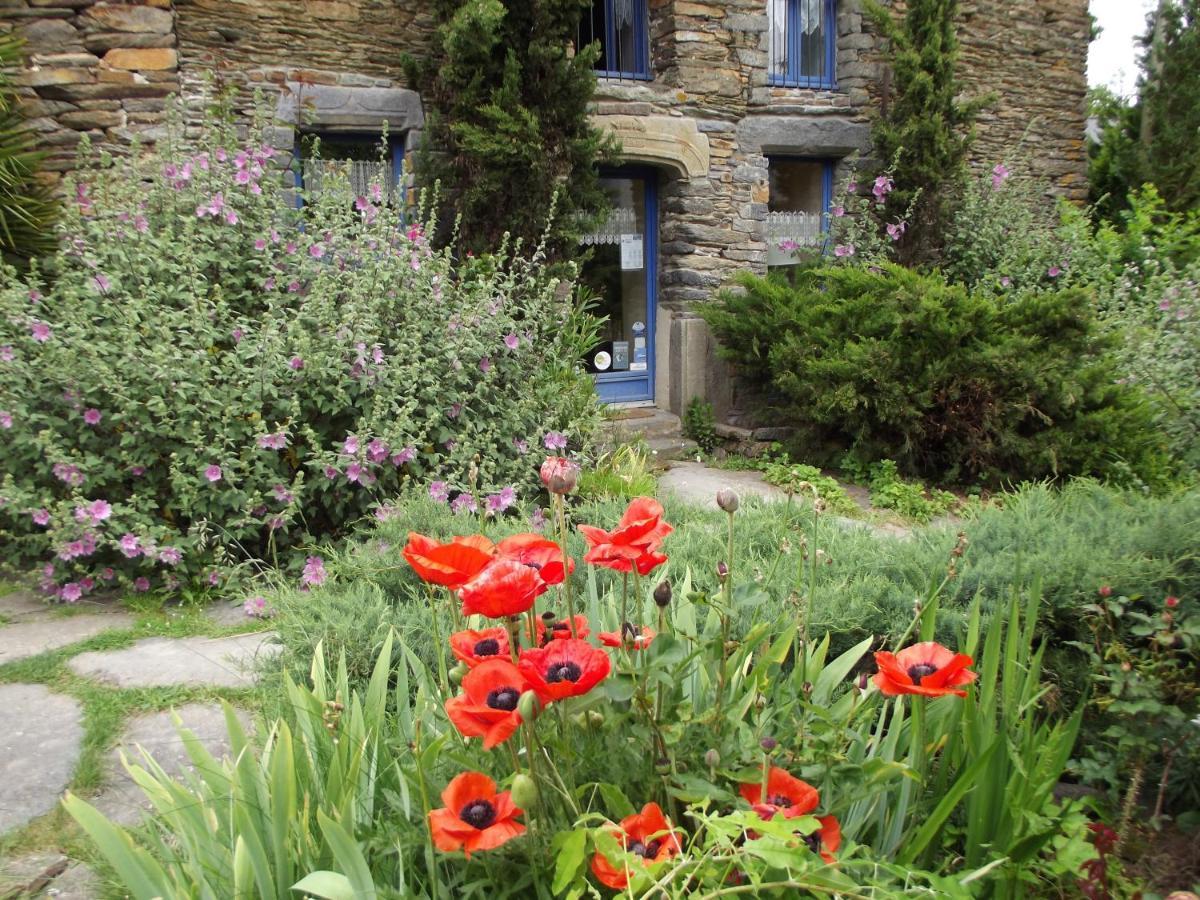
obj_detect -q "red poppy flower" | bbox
[518,638,611,703]
[496,533,575,585]
[590,802,682,890]
[599,624,656,651]
[449,626,511,668]
[634,550,668,576]
[444,658,532,748]
[740,767,820,820]
[428,771,524,858]
[806,815,841,864]
[403,533,495,589]
[579,497,673,572]
[459,558,548,619]
[873,641,977,698]
[529,614,590,645]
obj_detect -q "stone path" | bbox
[0,587,275,895]
[68,632,277,688]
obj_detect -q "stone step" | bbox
[598,408,686,445]
[646,436,700,462]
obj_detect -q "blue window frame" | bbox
[580,0,651,80]
[292,132,405,209]
[768,0,837,89]
[765,156,835,264]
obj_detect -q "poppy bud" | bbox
[716,488,739,513]
[518,690,542,722]
[857,672,869,692]
[1166,596,1179,608]
[655,757,671,775]
[541,610,557,622]
[716,561,729,583]
[539,456,579,494]
[653,579,672,607]
[1098,585,1112,598]
[449,663,468,685]
[760,737,777,752]
[510,773,538,808]
[586,709,605,727]
[802,681,813,695]
[704,748,720,769]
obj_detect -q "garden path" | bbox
[0,589,274,898]
[658,460,917,538]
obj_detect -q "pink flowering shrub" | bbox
[0,102,600,601]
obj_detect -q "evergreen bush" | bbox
[0,102,601,602]
[699,265,1168,486]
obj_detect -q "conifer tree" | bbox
[405,0,618,258]
[864,0,987,265]
[1138,0,1200,212]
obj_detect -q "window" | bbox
[768,0,837,88]
[293,133,405,207]
[766,157,834,265]
[580,0,650,80]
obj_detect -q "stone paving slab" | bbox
[67,632,276,688]
[0,684,84,835]
[0,852,100,899]
[93,702,253,827]
[658,460,788,508]
[0,612,136,667]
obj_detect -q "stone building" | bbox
[4,0,1090,421]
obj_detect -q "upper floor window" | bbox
[580,0,650,80]
[769,0,837,89]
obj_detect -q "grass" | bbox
[0,595,272,883]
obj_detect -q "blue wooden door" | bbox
[581,171,657,404]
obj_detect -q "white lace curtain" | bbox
[302,159,396,199]
[578,206,638,246]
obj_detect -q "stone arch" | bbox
[591,114,710,179]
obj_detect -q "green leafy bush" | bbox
[859,459,957,524]
[0,100,600,601]
[0,35,58,263]
[681,396,717,454]
[759,457,862,519]
[700,264,1168,486]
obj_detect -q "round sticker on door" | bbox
[592,350,612,371]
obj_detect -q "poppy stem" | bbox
[427,585,450,697]
[506,618,522,666]
[620,571,629,641]
[412,718,442,900]
[553,492,578,638]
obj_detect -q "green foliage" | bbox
[1088,86,1144,222]
[0,99,601,600]
[71,507,1097,897]
[859,459,957,524]
[576,442,657,501]
[699,264,1168,486]
[758,456,862,519]
[0,35,58,263]
[1072,590,1200,819]
[681,396,717,454]
[1139,0,1200,214]
[404,0,618,257]
[863,0,988,265]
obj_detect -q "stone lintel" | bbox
[276,83,424,134]
[592,114,710,179]
[736,115,870,157]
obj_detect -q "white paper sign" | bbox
[620,234,644,271]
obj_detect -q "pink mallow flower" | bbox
[992,163,1011,189]
[504,333,519,350]
[301,556,327,588]
[61,582,83,603]
[32,508,50,526]
[391,446,416,466]
[119,533,142,558]
[0,411,11,429]
[0,345,12,361]
[30,321,51,342]
[83,408,102,426]
[429,481,450,503]
[366,439,389,463]
[85,499,112,522]
[834,244,855,258]
[243,595,274,619]
[133,577,150,593]
[289,356,304,370]
[204,464,223,482]
[158,546,182,566]
[485,486,517,514]
[543,431,568,451]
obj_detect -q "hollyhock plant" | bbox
[873,642,976,698]
[590,803,682,890]
[444,658,533,748]
[428,772,525,858]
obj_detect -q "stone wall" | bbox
[4,0,179,177]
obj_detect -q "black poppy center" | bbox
[803,832,823,853]
[459,799,496,830]
[473,638,501,657]
[486,686,520,710]
[546,661,582,684]
[767,794,793,808]
[907,663,938,684]
[629,839,661,859]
